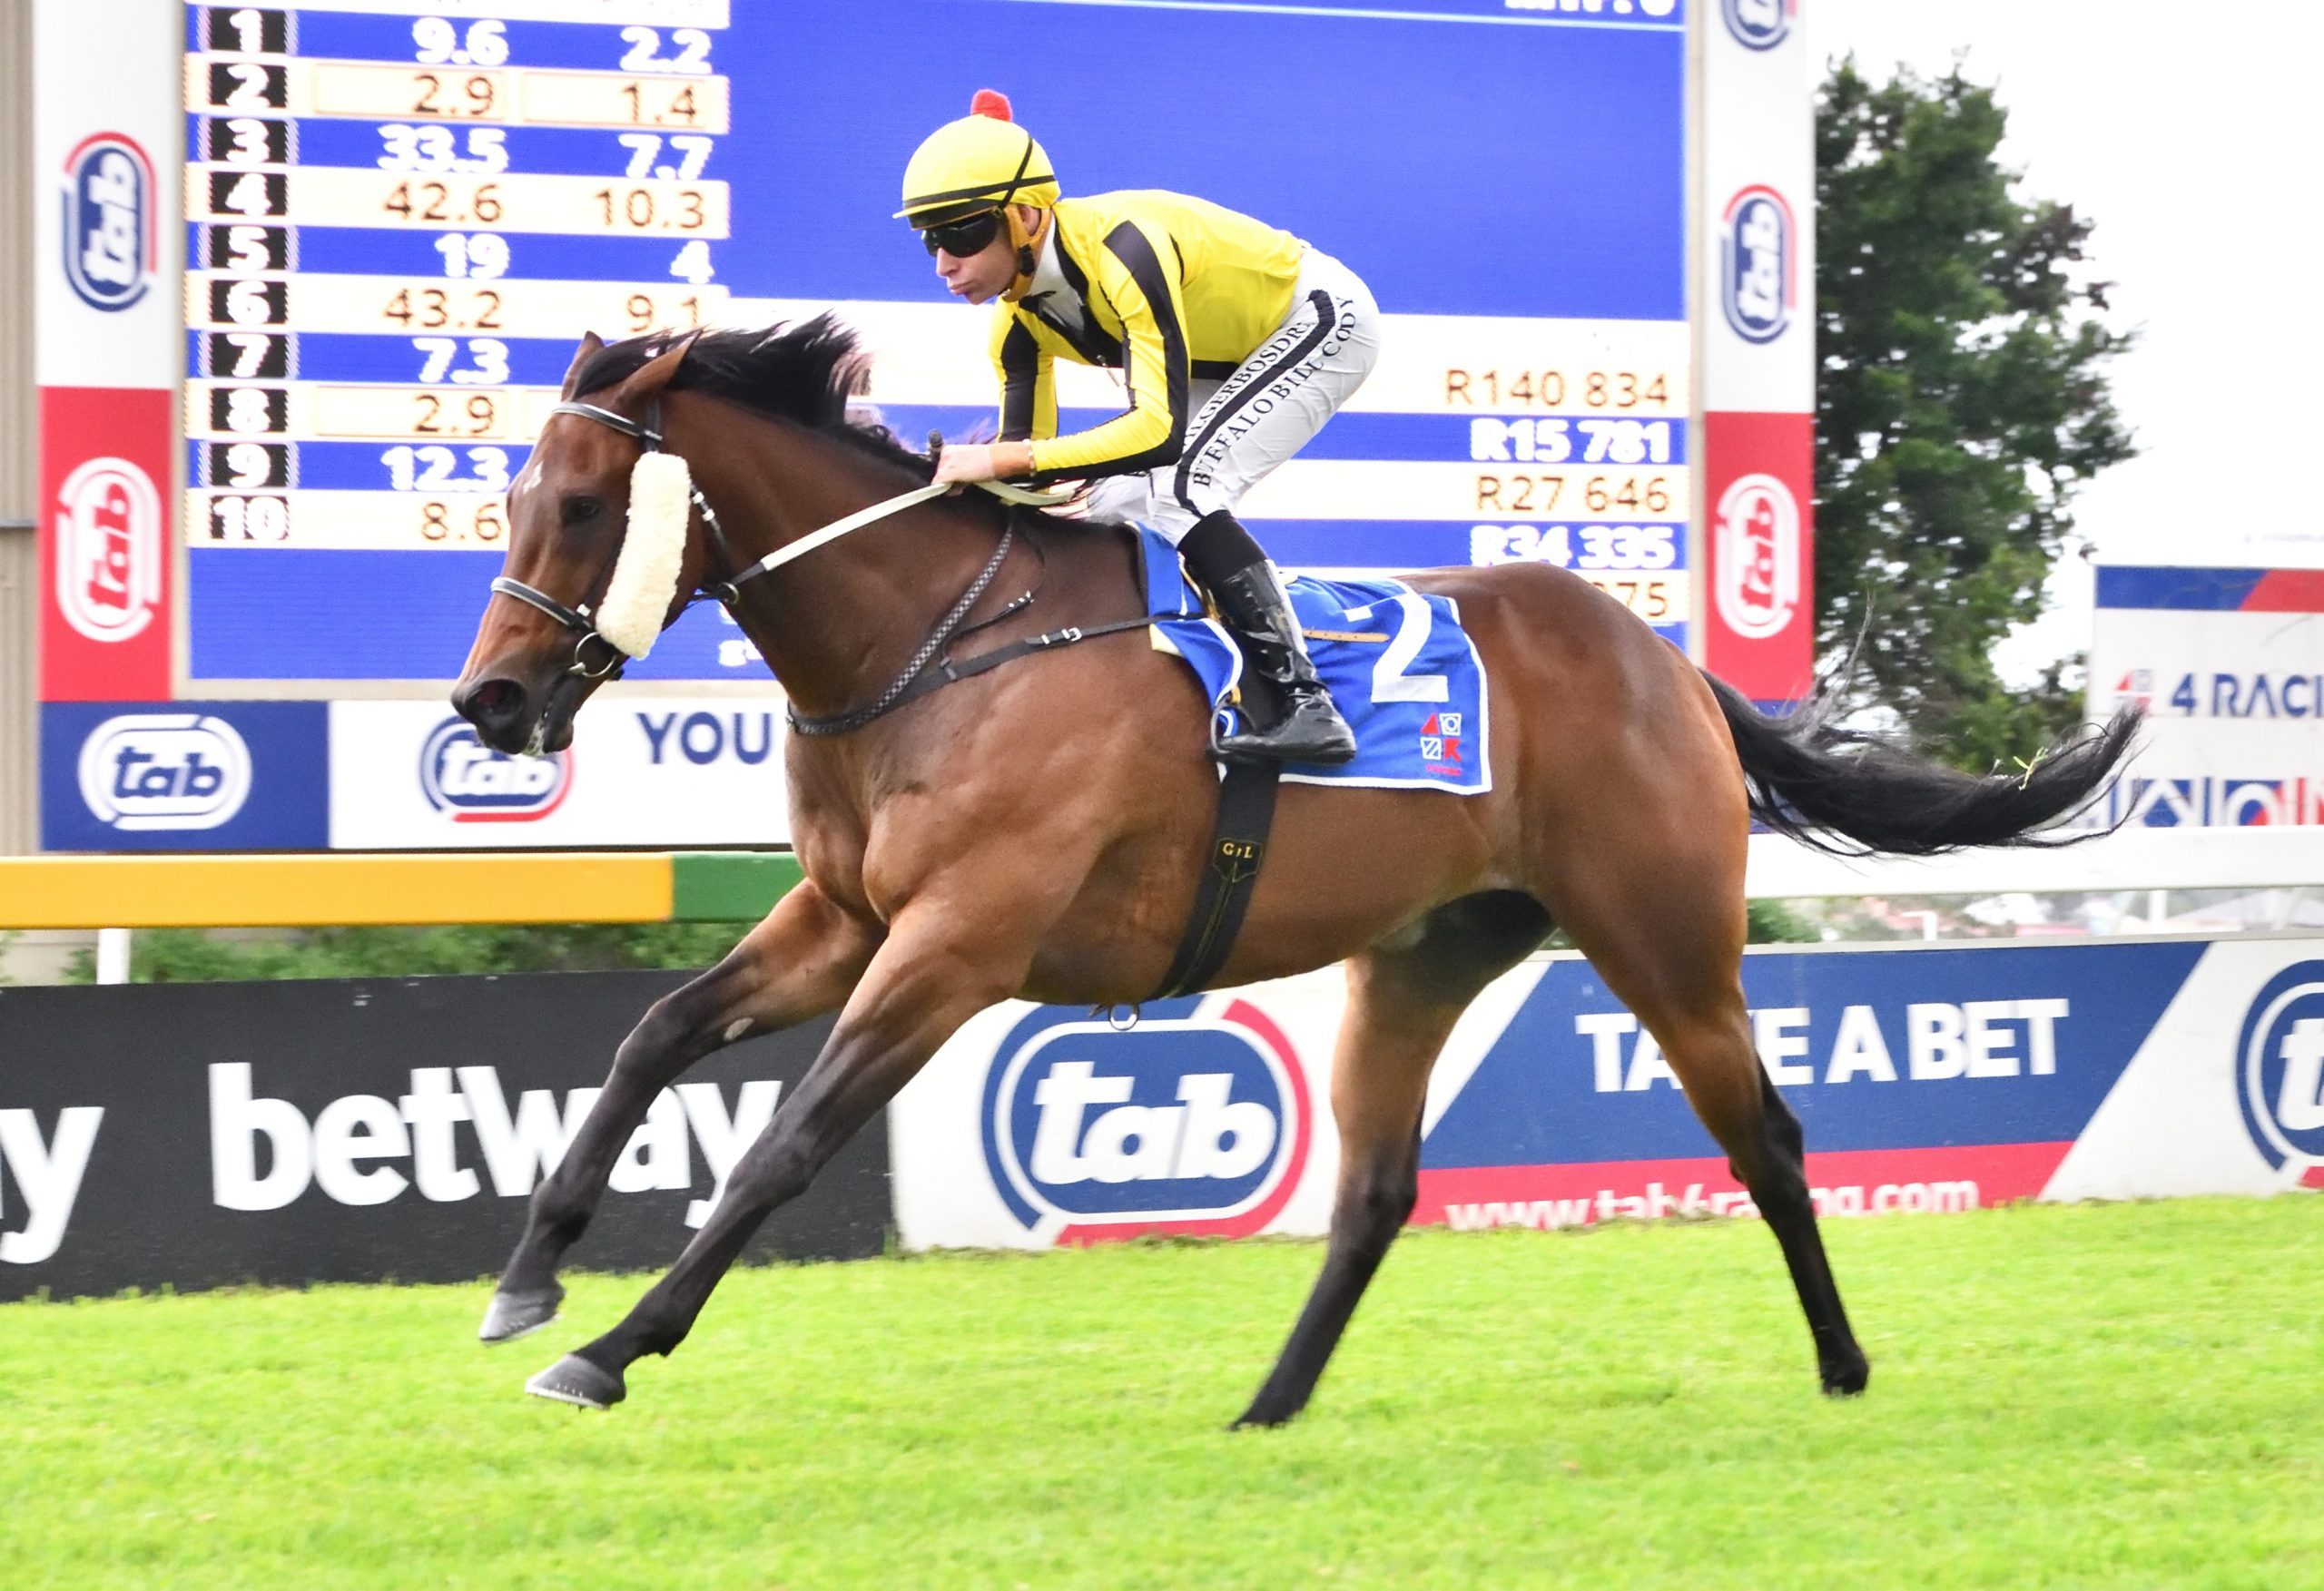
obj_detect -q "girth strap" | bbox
[1147,761,1282,1001]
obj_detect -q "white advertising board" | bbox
[33,0,182,389]
[891,972,1351,1251]
[328,696,792,849]
[2088,567,2324,827]
[1698,0,1815,416]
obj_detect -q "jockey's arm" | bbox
[1027,221,1190,480]
[993,317,1056,446]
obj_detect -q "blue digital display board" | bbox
[182,0,1690,683]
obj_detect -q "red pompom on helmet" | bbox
[970,88,1013,122]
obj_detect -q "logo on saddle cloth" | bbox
[2236,961,2324,1188]
[419,716,573,822]
[980,998,1311,1241]
[1419,711,1463,773]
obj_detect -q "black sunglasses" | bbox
[921,210,1003,258]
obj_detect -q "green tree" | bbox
[1816,59,2135,770]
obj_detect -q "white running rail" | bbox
[1746,825,2324,899]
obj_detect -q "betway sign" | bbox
[0,972,887,1301]
[209,1064,777,1230]
[0,1106,103,1265]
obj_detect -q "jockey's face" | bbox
[931,204,1042,305]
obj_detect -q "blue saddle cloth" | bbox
[1136,525,1491,795]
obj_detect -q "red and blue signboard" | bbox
[1417,941,2206,1225]
[2095,566,2324,614]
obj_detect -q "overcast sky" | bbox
[1809,0,2324,679]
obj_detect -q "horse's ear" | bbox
[559,331,606,399]
[610,331,700,407]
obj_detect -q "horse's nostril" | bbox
[455,676,528,736]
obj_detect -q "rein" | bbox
[497,395,1150,731]
[712,471,1065,595]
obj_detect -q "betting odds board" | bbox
[178,0,1689,683]
[35,0,1815,849]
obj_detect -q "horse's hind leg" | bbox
[1236,891,1551,1429]
[479,880,878,1344]
[1553,869,1868,1397]
[1660,1003,1866,1394]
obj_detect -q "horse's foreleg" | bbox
[1237,893,1549,1429]
[523,901,1030,1409]
[481,880,877,1344]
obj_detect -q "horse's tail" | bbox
[1703,671,2140,858]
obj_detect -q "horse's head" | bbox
[451,332,715,754]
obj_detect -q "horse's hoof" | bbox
[526,1353,625,1410]
[478,1284,564,1345]
[1229,1399,1301,1430]
[1821,1356,1871,1398]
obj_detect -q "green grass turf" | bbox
[3,1198,2318,1590]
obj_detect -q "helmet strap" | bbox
[1002,206,1050,302]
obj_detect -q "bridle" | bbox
[487,397,723,682]
[489,393,1078,695]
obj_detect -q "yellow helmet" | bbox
[895,90,1059,226]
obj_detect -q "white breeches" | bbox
[1084,248,1381,544]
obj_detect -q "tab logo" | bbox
[980,1000,1310,1242]
[419,716,572,821]
[1720,186,1794,345]
[1722,0,1794,51]
[61,133,155,311]
[1713,472,1800,640]
[54,456,162,643]
[2236,962,2324,1183]
[77,713,252,831]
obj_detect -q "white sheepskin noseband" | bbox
[595,450,694,659]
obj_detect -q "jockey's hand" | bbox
[932,440,1035,487]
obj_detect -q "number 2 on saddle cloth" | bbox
[1136,526,1492,797]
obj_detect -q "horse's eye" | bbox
[561,495,605,525]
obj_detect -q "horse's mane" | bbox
[571,315,937,481]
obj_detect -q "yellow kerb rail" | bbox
[0,852,804,930]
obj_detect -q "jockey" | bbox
[897,90,1377,766]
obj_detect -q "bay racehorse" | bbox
[451,319,2136,1423]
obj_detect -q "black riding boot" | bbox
[1179,510,1357,766]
